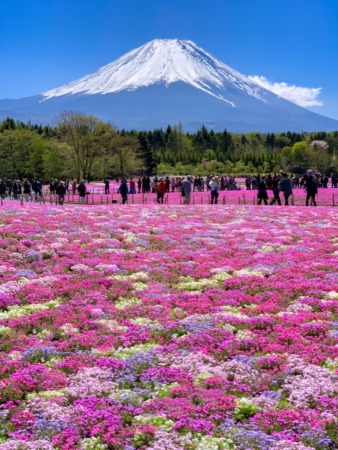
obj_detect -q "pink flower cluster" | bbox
[0,203,337,449]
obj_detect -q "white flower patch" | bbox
[234,269,265,278]
[70,264,91,273]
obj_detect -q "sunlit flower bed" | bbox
[0,203,338,449]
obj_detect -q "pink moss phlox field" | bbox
[0,203,338,449]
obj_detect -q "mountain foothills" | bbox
[1,39,338,133]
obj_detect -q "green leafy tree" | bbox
[138,132,155,174]
[291,141,309,173]
[109,135,143,178]
[42,140,71,181]
[56,111,116,181]
[26,140,49,180]
[308,143,330,173]
[0,128,40,179]
[0,117,16,132]
[207,159,226,174]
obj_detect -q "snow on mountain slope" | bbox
[42,39,264,105]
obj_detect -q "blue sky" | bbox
[1,0,338,118]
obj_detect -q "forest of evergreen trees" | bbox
[0,114,337,182]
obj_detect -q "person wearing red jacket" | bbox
[156,178,166,204]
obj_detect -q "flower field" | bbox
[0,203,338,450]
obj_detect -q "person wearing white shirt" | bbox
[209,177,219,204]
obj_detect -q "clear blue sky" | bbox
[1,0,338,118]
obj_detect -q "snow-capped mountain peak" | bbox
[43,39,263,104]
[4,38,338,133]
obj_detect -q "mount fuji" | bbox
[1,39,338,132]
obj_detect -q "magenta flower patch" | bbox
[0,203,337,449]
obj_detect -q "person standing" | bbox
[209,177,219,204]
[56,181,66,205]
[305,170,318,206]
[332,173,337,188]
[156,178,166,204]
[104,178,110,195]
[129,178,136,194]
[257,176,269,205]
[171,178,176,192]
[13,180,21,199]
[22,180,31,202]
[77,180,87,204]
[280,173,293,205]
[32,180,40,200]
[145,176,151,193]
[65,179,70,193]
[270,174,281,205]
[6,179,12,196]
[72,179,77,195]
[0,179,6,199]
[181,176,192,205]
[118,179,128,204]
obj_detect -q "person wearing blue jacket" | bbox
[279,173,293,206]
[118,179,128,204]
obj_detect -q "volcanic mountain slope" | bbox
[1,39,338,132]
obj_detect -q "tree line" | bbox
[0,112,337,182]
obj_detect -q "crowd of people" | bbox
[245,172,337,190]
[0,179,44,202]
[114,170,334,206]
[255,170,320,206]
[115,175,232,205]
[0,171,336,206]
[0,178,89,205]
[114,175,240,197]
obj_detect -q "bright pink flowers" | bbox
[0,203,337,448]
